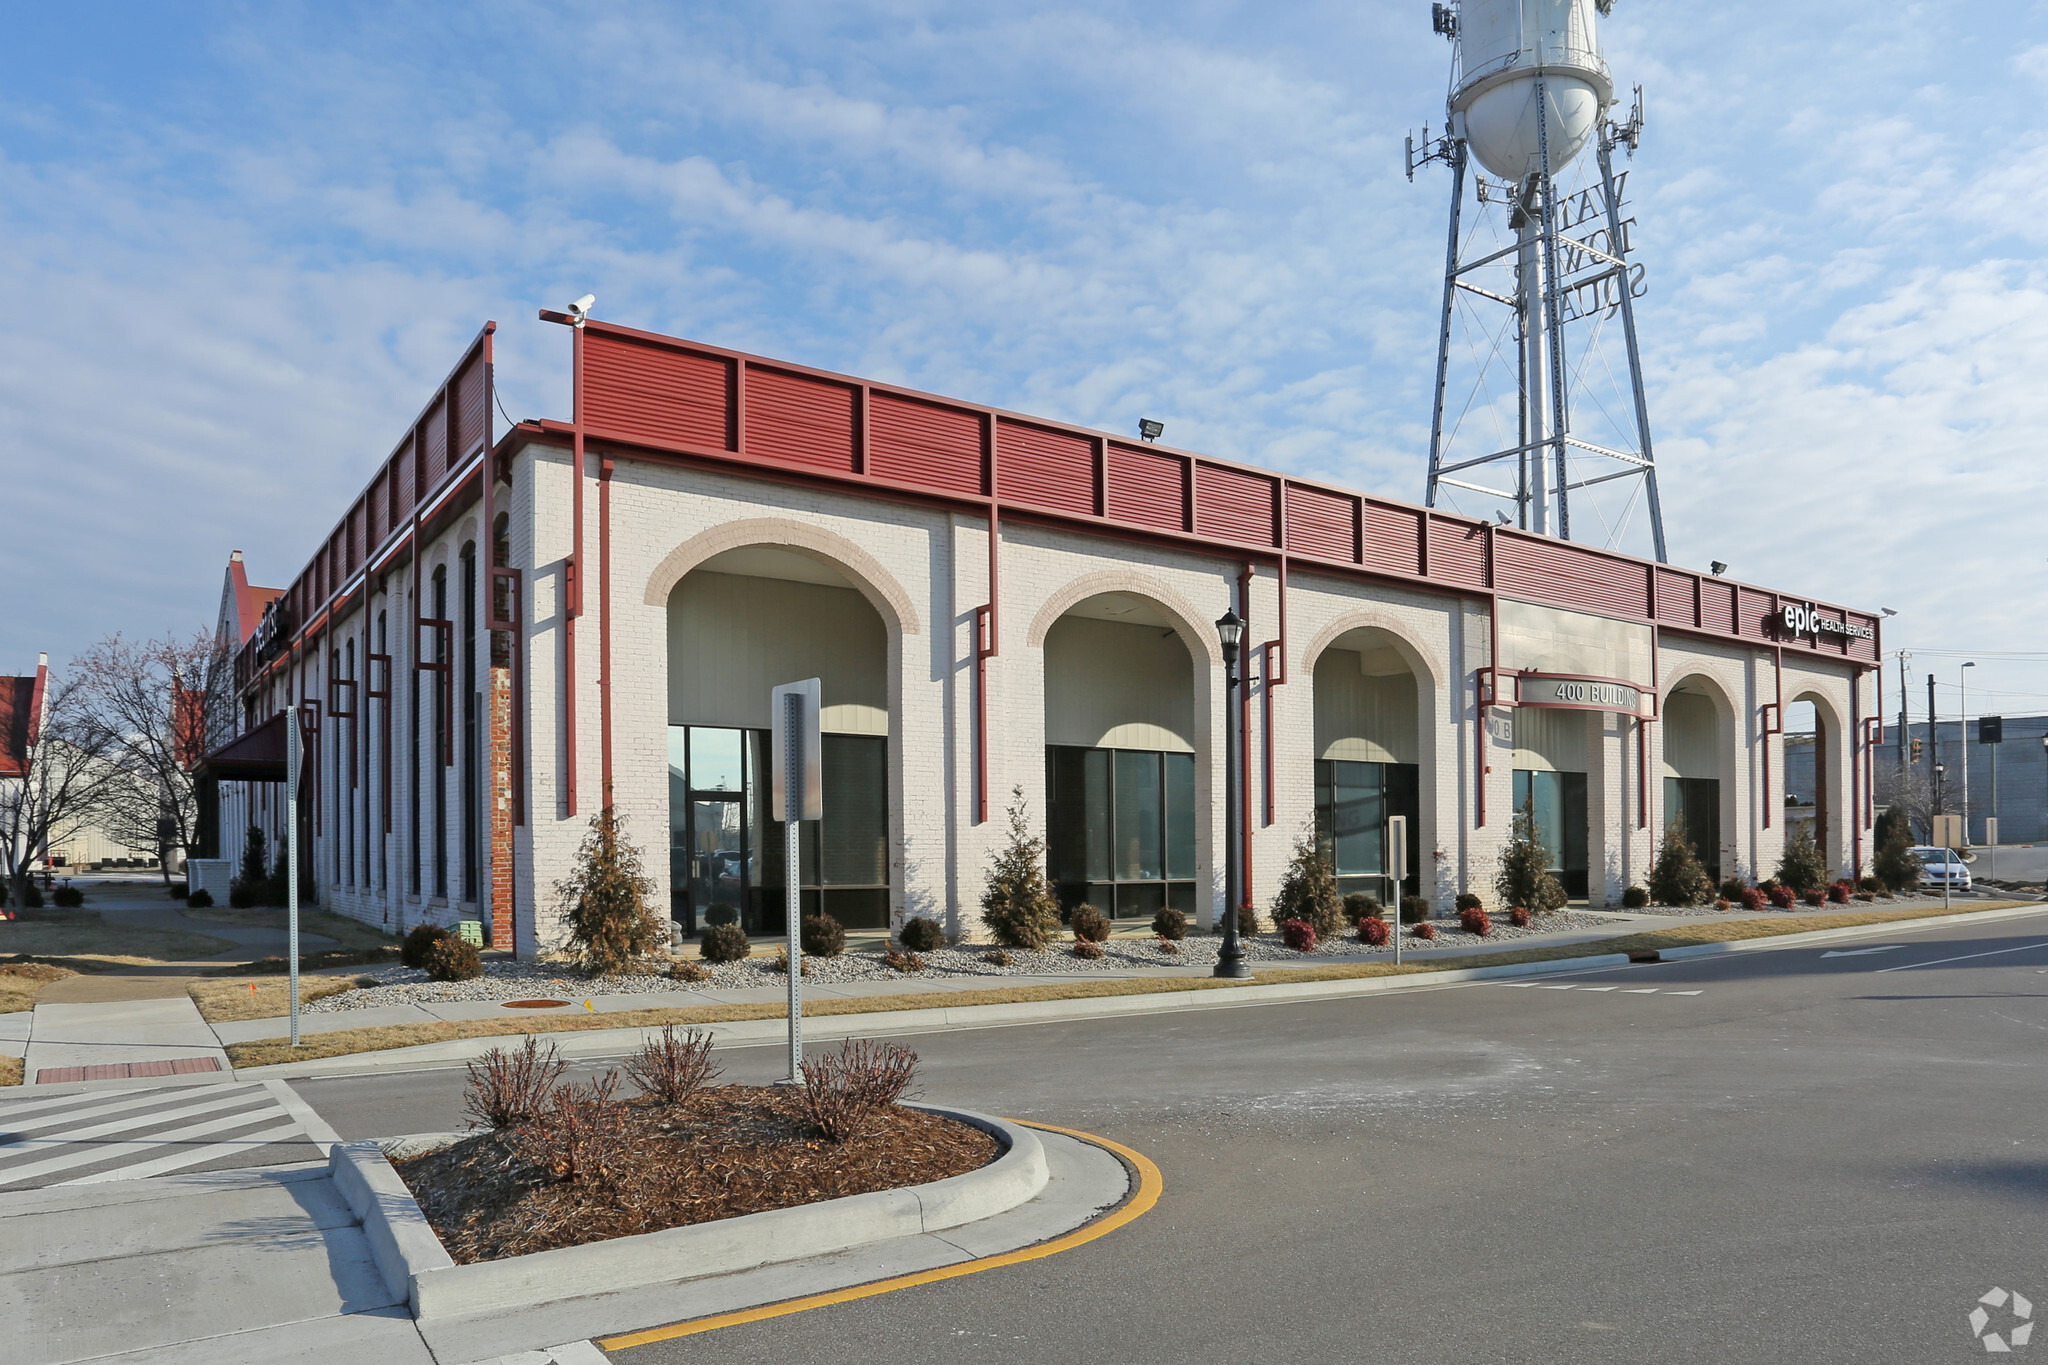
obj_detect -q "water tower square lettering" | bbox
[1515,673,1645,715]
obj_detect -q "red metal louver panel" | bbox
[746,367,857,475]
[393,445,415,530]
[995,420,1094,516]
[1364,502,1425,577]
[869,394,985,497]
[584,333,734,452]
[1737,588,1776,642]
[422,396,449,490]
[1106,443,1186,533]
[1496,537,1646,617]
[1426,517,1488,589]
[1285,483,1357,562]
[1194,463,1278,547]
[454,353,488,456]
[1701,578,1737,635]
[368,472,388,549]
[1655,567,1696,627]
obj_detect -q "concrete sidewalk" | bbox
[23,998,231,1087]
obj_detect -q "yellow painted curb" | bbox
[596,1120,1161,1352]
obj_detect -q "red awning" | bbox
[194,710,290,782]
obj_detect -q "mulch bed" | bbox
[392,1086,1001,1263]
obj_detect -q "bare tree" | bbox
[1,672,117,904]
[70,631,235,885]
[1873,761,1935,843]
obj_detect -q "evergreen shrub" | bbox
[1151,908,1187,941]
[402,924,451,969]
[899,916,946,952]
[1399,895,1430,925]
[1271,828,1345,940]
[978,788,1062,949]
[1495,798,1567,914]
[556,805,665,976]
[699,923,750,963]
[1070,905,1112,943]
[801,913,847,957]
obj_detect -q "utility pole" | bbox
[1895,651,1911,774]
[1926,673,1939,807]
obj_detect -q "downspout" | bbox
[599,452,613,808]
[975,416,999,825]
[1260,551,1287,827]
[565,317,585,818]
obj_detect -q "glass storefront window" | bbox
[1048,746,1196,918]
[1512,768,1589,899]
[1315,759,1420,901]
[1664,776,1721,883]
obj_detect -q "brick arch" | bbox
[1023,569,1223,668]
[1298,611,1444,690]
[640,517,921,636]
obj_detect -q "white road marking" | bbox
[62,1121,303,1185]
[0,1104,294,1187]
[548,1343,612,1365]
[0,1087,274,1150]
[1875,941,2048,973]
[1821,945,1905,958]
[1537,984,1578,990]
[1504,982,1538,988]
[1665,990,1703,996]
[262,1079,342,1154]
[1577,986,1618,992]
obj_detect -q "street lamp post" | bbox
[1214,609,1250,980]
[1960,662,1976,844]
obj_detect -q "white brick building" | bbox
[199,316,1885,954]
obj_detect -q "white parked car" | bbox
[1909,846,1972,892]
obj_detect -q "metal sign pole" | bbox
[770,679,822,1085]
[1388,814,1408,967]
[784,691,803,1082]
[287,706,301,1049]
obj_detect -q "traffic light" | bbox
[1910,737,1924,762]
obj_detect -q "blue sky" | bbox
[2,0,2044,729]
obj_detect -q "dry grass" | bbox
[224,899,2035,1070]
[0,962,81,1014]
[0,915,234,966]
[188,974,373,1023]
[181,906,400,953]
[0,1056,20,1087]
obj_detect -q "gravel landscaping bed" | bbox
[304,909,1631,1012]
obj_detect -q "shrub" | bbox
[169,881,188,899]
[1237,901,1259,938]
[704,902,739,927]
[982,948,1013,967]
[1739,887,1768,912]
[1279,919,1318,952]
[1459,905,1491,936]
[1872,830,1921,894]
[1358,915,1390,947]
[1826,881,1851,905]
[21,883,41,909]
[228,879,258,909]
[1622,885,1650,909]
[1719,878,1746,902]
[52,886,83,907]
[1508,906,1531,928]
[1070,905,1112,943]
[699,923,751,963]
[884,945,926,972]
[186,888,213,908]
[1649,825,1714,906]
[1156,937,1181,954]
[769,947,812,976]
[668,958,710,983]
[1801,888,1825,907]
[1271,827,1345,940]
[238,824,269,896]
[799,1038,918,1142]
[1344,892,1383,922]
[512,1070,632,1186]
[423,935,482,982]
[899,916,946,952]
[1767,885,1795,910]
[1455,892,1483,914]
[463,1036,567,1129]
[1857,875,1884,894]
[1071,936,1104,960]
[1774,825,1829,894]
[1495,798,1567,914]
[1399,895,1430,925]
[624,1024,718,1105]
[556,806,665,976]
[979,788,1063,949]
[1714,898,1732,913]
[401,923,452,969]
[1151,908,1188,941]
[1855,891,1876,903]
[1411,921,1436,940]
[801,913,847,958]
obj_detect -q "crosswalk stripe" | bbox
[1577,986,1618,992]
[1666,990,1703,996]
[0,1088,275,1152]
[0,1088,175,1121]
[0,1084,266,1140]
[1620,987,1659,994]
[0,1104,293,1187]
[62,1121,304,1186]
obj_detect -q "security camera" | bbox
[568,294,596,316]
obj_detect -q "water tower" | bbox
[1414,0,1668,561]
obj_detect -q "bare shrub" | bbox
[799,1039,919,1142]
[510,1070,632,1185]
[624,1024,719,1105]
[463,1037,568,1130]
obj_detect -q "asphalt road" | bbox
[294,908,2048,1364]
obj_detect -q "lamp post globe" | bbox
[1214,609,1250,980]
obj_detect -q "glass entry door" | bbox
[668,727,757,936]
[1512,769,1589,899]
[1664,777,1722,883]
[1315,759,1421,903]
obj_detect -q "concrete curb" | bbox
[234,900,2047,1083]
[338,1106,1046,1320]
